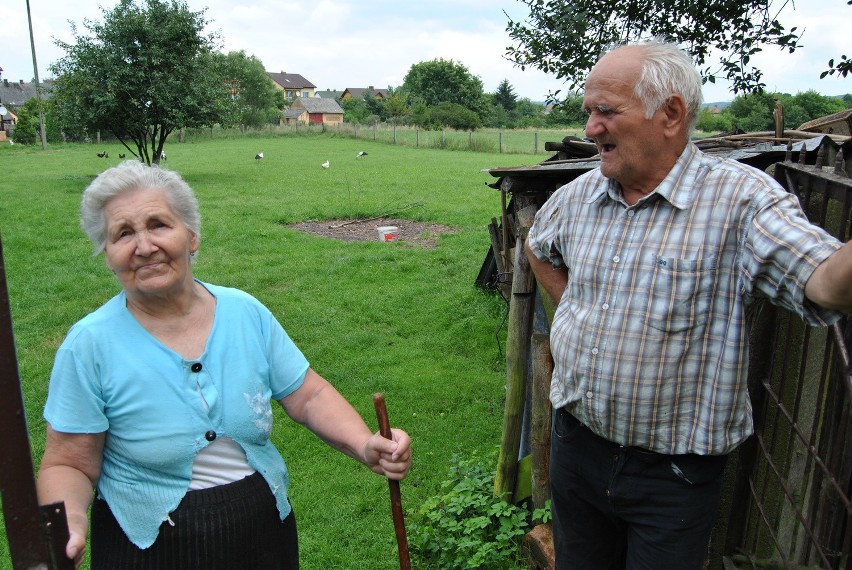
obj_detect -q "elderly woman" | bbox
[37,160,411,569]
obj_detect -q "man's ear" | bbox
[662,94,687,137]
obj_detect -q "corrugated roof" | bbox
[291,97,344,114]
[798,109,852,131]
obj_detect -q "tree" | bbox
[402,59,488,120]
[383,89,410,122]
[363,92,387,122]
[427,102,481,130]
[695,107,734,134]
[505,0,811,97]
[785,90,846,123]
[214,51,280,129]
[513,98,547,128]
[12,97,63,144]
[726,91,779,132]
[50,0,226,164]
[494,79,518,112]
[724,90,847,132]
[340,96,370,124]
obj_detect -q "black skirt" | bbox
[90,471,299,569]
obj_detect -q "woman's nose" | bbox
[134,231,156,254]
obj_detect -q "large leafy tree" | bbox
[402,59,488,120]
[505,0,816,98]
[214,51,280,129]
[51,0,226,164]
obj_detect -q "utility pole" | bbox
[26,0,48,150]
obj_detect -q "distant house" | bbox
[286,97,344,126]
[0,76,53,108]
[0,73,53,139]
[315,89,343,100]
[798,109,852,136]
[267,72,316,100]
[341,86,388,100]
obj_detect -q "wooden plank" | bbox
[529,331,553,511]
[494,201,538,500]
[0,235,73,569]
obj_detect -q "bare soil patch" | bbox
[287,217,456,248]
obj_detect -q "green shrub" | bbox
[409,454,531,569]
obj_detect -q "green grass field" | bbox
[0,133,561,569]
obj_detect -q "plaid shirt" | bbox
[527,143,842,455]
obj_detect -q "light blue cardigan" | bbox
[44,282,309,548]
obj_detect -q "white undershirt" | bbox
[189,383,257,490]
[189,437,257,490]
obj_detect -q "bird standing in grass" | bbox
[356,151,368,158]
[255,152,264,160]
[119,153,126,159]
[97,151,108,158]
[321,160,330,169]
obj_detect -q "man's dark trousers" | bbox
[549,407,728,569]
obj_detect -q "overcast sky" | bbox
[2,0,850,104]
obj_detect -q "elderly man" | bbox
[525,38,852,569]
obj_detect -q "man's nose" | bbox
[585,114,603,138]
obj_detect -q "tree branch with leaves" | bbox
[503,0,849,101]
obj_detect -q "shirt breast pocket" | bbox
[644,254,717,334]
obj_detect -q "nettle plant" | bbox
[409,453,550,569]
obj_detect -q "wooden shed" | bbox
[798,108,852,136]
[289,97,344,126]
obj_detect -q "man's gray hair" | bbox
[80,160,201,254]
[602,38,703,139]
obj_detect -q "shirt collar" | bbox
[588,142,702,210]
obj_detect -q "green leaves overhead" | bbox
[504,0,814,99]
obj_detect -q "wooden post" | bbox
[0,235,74,569]
[529,331,553,511]
[494,200,538,500]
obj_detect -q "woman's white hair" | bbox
[80,160,201,254]
[602,38,703,139]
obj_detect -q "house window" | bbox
[286,91,294,99]
[303,91,309,98]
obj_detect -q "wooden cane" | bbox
[373,393,411,570]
